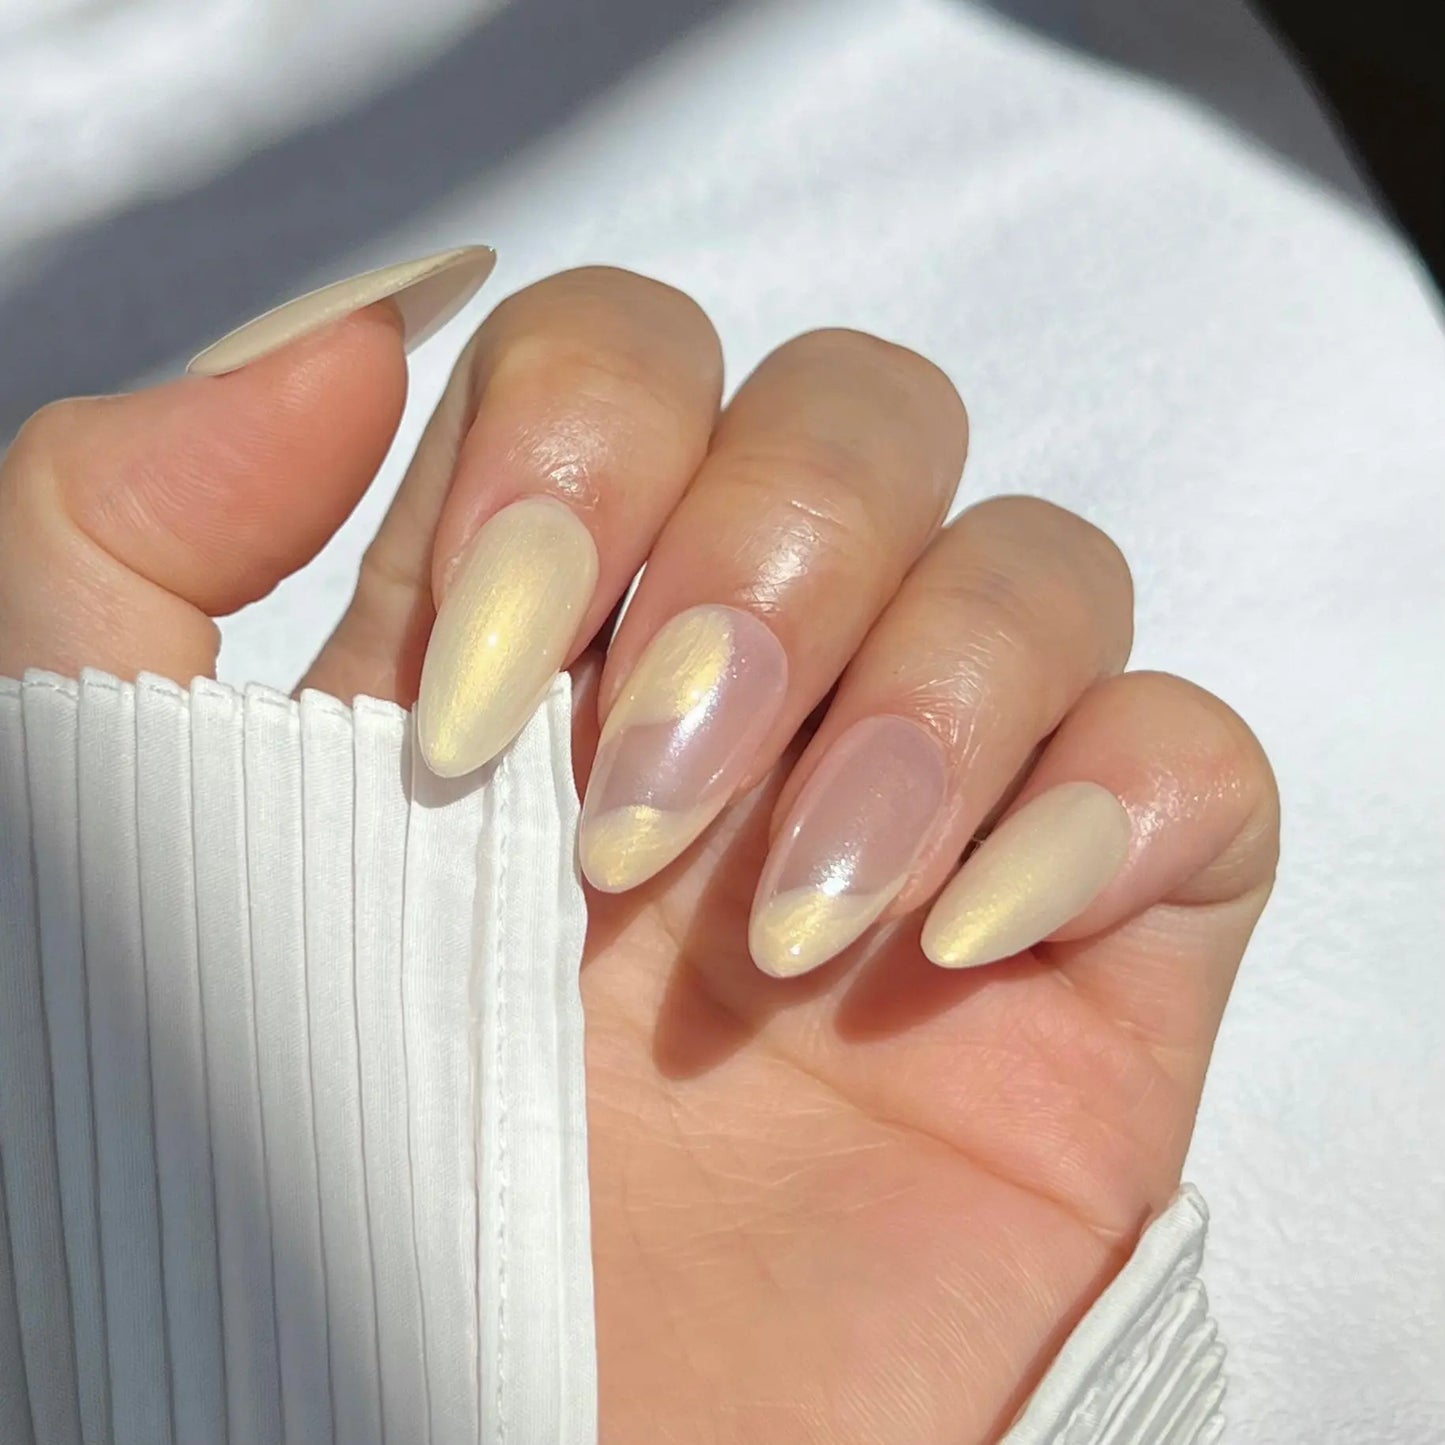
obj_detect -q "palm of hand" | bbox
[579,750,1221,1445]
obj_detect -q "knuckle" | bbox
[787,326,928,380]
[574,267,718,345]
[545,264,703,316]
[491,327,711,471]
[923,555,1040,640]
[948,496,1134,663]
[722,436,888,551]
[1117,671,1281,871]
[355,538,423,605]
[6,397,97,480]
[970,496,1129,585]
[925,554,1087,683]
[783,328,969,432]
[497,267,722,386]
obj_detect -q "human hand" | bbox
[0,252,1278,1443]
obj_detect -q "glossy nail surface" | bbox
[417,497,597,777]
[922,781,1131,969]
[580,606,787,892]
[188,244,495,376]
[750,716,948,977]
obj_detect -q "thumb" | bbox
[0,305,407,685]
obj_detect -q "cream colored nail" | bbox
[922,781,1132,969]
[416,497,598,777]
[187,244,496,375]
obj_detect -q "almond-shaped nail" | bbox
[416,497,598,777]
[579,606,787,892]
[750,716,948,977]
[922,781,1131,969]
[187,244,496,376]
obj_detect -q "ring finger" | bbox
[750,495,1134,976]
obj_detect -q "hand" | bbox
[0,254,1278,1443]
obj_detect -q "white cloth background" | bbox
[2,1,1442,1440]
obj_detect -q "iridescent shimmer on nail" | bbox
[750,715,948,977]
[579,606,787,892]
[417,496,597,778]
[922,781,1131,969]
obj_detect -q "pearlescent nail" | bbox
[579,606,787,892]
[417,497,597,777]
[750,716,948,977]
[187,244,495,375]
[922,781,1131,969]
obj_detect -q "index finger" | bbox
[314,266,725,776]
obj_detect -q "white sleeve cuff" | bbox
[0,668,594,1445]
[1002,1185,1226,1444]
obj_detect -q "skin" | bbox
[0,268,1279,1444]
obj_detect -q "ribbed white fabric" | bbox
[0,665,1223,1443]
[1001,1186,1224,1444]
[0,678,82,1445]
[0,669,595,1445]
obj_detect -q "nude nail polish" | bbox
[921,781,1131,969]
[579,606,787,892]
[416,497,598,777]
[187,245,496,376]
[750,716,948,977]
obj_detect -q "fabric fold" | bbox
[243,684,332,1445]
[351,694,427,1441]
[300,690,383,1445]
[137,674,226,1442]
[0,678,82,1445]
[20,674,107,1445]
[190,675,283,1445]
[1001,1185,1225,1444]
[474,683,596,1445]
[78,671,171,1445]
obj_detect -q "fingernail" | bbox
[416,497,598,777]
[750,716,948,977]
[579,606,787,892]
[187,244,496,376]
[922,782,1131,969]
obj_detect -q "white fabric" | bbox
[190,675,284,1445]
[2,2,1442,1438]
[1002,1187,1223,1444]
[0,668,596,1444]
[0,681,82,1444]
[0,0,493,254]
[77,673,170,1444]
[472,684,597,1445]
[137,674,226,1443]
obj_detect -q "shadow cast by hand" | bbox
[638,786,839,1082]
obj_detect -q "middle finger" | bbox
[579,327,967,893]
